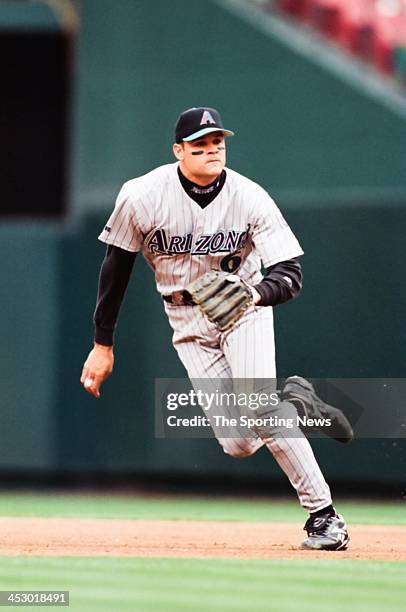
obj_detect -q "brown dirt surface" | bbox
[0,518,405,560]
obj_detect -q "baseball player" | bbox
[81,107,350,551]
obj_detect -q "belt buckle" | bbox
[171,290,185,306]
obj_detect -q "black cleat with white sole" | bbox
[301,510,350,551]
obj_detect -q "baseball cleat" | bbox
[301,510,350,551]
[281,376,354,443]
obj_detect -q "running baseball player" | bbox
[81,107,351,551]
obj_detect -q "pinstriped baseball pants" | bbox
[164,302,332,512]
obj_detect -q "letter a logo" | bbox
[200,110,216,125]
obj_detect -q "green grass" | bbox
[0,557,404,612]
[0,492,404,524]
[0,495,404,611]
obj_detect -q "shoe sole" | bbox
[300,536,350,551]
[284,377,354,443]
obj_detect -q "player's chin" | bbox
[205,161,224,174]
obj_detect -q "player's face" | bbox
[173,132,226,185]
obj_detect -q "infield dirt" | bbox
[0,517,405,560]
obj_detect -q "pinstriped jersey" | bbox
[98,162,303,294]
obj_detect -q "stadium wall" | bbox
[0,0,405,488]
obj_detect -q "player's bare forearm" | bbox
[80,343,114,398]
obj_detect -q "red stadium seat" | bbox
[308,0,342,38]
[275,0,313,18]
[337,0,376,58]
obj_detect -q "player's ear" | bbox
[173,142,184,161]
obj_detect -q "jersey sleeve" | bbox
[251,190,304,267]
[98,183,144,252]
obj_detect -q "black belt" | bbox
[162,290,196,306]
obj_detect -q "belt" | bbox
[162,290,196,306]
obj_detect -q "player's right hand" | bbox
[80,343,114,398]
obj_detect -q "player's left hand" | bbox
[184,270,254,332]
[80,343,114,398]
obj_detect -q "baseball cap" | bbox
[175,107,234,143]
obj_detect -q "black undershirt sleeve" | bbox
[93,245,137,346]
[253,258,303,307]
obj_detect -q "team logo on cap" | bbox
[200,110,216,125]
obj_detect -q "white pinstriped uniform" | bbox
[99,162,332,512]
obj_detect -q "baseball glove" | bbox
[184,270,253,331]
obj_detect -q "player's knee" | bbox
[219,438,262,458]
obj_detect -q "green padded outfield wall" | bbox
[0,224,59,470]
[1,0,405,487]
